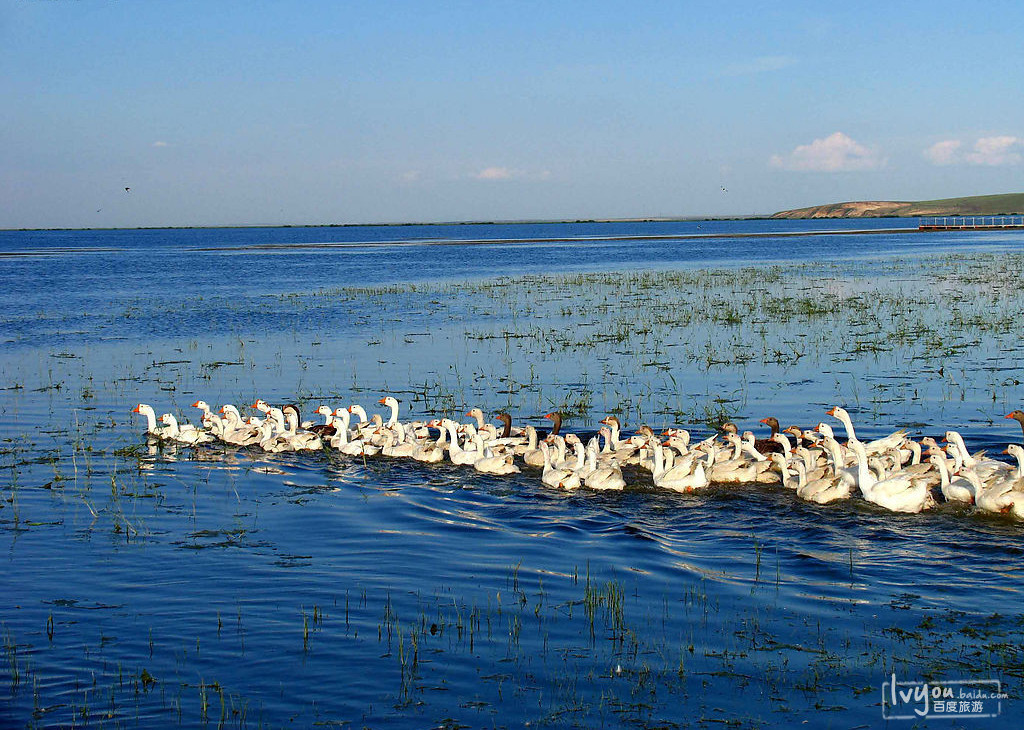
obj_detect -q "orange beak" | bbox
[378,398,387,405]
[825,407,836,416]
[131,404,141,413]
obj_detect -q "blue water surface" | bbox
[1,219,1023,728]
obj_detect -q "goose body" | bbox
[471,435,521,475]
[652,442,708,492]
[539,442,580,489]
[851,441,934,513]
[160,412,214,445]
[583,451,626,491]
[930,454,975,503]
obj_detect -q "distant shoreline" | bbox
[1,215,776,233]
[772,192,1024,220]
[0,215,941,234]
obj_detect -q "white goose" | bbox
[960,469,1021,516]
[710,434,759,484]
[651,441,708,492]
[131,403,162,437]
[378,396,402,429]
[850,440,934,513]
[330,408,378,456]
[466,407,488,431]
[192,400,216,423]
[257,419,293,453]
[768,453,801,490]
[583,450,626,491]
[793,460,852,504]
[380,422,417,458]
[218,404,264,446]
[160,412,214,446]
[444,420,484,466]
[411,425,445,463]
[828,406,906,455]
[943,430,1011,483]
[517,426,545,467]
[599,416,642,460]
[930,453,975,504]
[539,442,580,489]
[471,434,520,475]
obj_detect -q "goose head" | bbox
[814,422,835,440]
[1005,410,1024,425]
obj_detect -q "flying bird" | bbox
[124,187,131,193]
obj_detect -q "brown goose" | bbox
[537,411,563,441]
[754,417,785,454]
[1006,410,1024,441]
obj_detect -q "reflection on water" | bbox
[1,221,1024,726]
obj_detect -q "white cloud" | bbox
[151,141,169,147]
[470,167,551,182]
[399,170,421,183]
[923,140,961,165]
[473,166,515,181]
[770,132,885,172]
[922,136,1022,166]
[723,55,796,76]
[965,136,1021,166]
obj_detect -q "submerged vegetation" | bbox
[249,252,1024,429]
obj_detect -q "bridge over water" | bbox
[919,215,1024,231]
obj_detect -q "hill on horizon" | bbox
[771,192,1024,219]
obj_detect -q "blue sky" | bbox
[2,0,1023,228]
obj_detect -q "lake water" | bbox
[1,219,1023,727]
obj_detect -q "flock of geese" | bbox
[131,399,1024,519]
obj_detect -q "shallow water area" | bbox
[2,219,1024,727]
